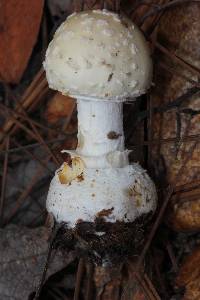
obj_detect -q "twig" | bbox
[136,185,173,269]
[0,137,9,226]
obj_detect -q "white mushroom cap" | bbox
[44,10,152,101]
[47,162,157,227]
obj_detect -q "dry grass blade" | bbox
[147,94,153,169]
[1,82,49,151]
[0,107,43,144]
[21,107,60,166]
[155,42,200,78]
[158,61,200,88]
[144,274,161,300]
[34,223,61,300]
[0,68,48,146]
[12,138,54,175]
[34,244,53,300]
[74,258,85,300]
[0,137,67,155]
[174,179,200,193]
[155,87,200,112]
[136,186,173,268]
[0,102,60,166]
[145,134,200,146]
[172,185,200,206]
[134,272,160,300]
[86,262,94,300]
[0,101,72,141]
[165,242,178,272]
[153,254,169,298]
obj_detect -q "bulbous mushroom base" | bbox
[47,162,156,226]
[47,161,157,264]
[53,213,153,265]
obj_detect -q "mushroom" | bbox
[44,10,157,261]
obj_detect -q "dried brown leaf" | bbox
[167,186,200,232]
[151,3,200,187]
[0,225,72,300]
[0,0,44,83]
